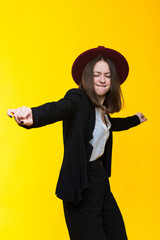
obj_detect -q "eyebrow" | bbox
[93,71,111,74]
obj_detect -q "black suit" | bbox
[26,88,141,239]
[28,88,140,205]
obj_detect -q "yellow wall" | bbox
[0,0,160,239]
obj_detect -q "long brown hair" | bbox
[79,55,124,114]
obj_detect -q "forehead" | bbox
[93,60,110,71]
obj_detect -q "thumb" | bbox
[7,109,16,118]
[19,118,33,126]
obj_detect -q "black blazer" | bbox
[27,88,140,205]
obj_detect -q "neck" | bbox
[99,96,105,105]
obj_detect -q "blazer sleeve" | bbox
[23,88,83,129]
[109,115,141,131]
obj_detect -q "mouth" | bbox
[96,85,107,88]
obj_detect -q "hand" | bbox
[7,106,33,126]
[135,112,147,124]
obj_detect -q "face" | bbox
[93,60,111,104]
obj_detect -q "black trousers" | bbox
[63,159,128,240]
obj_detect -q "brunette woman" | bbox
[7,46,147,240]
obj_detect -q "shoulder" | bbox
[65,88,87,97]
[64,88,90,104]
[63,88,93,114]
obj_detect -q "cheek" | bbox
[93,77,98,85]
[93,79,99,90]
[108,79,111,87]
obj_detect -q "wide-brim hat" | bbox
[71,46,129,85]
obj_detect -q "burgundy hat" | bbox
[71,46,129,85]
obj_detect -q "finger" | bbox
[19,118,33,126]
[21,107,32,119]
[140,117,147,123]
[14,107,23,124]
[19,108,33,126]
[16,106,27,120]
[143,117,148,122]
[142,114,147,120]
[7,109,16,118]
[17,106,31,120]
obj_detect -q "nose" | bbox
[99,74,106,83]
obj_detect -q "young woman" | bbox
[7,46,147,240]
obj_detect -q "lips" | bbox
[96,85,107,87]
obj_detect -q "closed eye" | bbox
[93,74,111,78]
[105,75,111,78]
[93,75,99,77]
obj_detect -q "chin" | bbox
[96,90,108,96]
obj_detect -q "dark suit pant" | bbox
[63,159,128,240]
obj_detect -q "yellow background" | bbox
[0,0,159,239]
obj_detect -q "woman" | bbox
[7,46,147,240]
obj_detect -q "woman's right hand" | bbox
[7,106,33,126]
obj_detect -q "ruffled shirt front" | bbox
[89,107,111,161]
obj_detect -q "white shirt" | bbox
[89,107,111,162]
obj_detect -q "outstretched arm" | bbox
[7,89,83,128]
[110,112,147,131]
[7,98,76,128]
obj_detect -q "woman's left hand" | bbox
[135,112,147,124]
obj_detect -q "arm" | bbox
[110,113,147,131]
[7,88,83,128]
[30,97,76,128]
